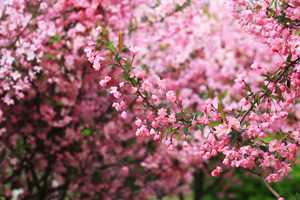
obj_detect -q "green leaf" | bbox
[44,53,56,60]
[195,112,202,119]
[218,103,227,122]
[107,44,117,52]
[57,101,63,106]
[120,46,127,52]
[16,137,23,148]
[244,82,251,92]
[276,134,286,141]
[122,58,130,67]
[119,32,123,47]
[274,0,278,11]
[287,79,291,88]
[296,30,300,36]
[295,192,300,200]
[170,128,181,137]
[109,52,113,60]
[208,121,222,127]
[183,127,189,136]
[257,94,260,106]
[182,109,192,115]
[176,133,179,140]
[81,129,92,136]
[47,38,56,43]
[275,85,284,101]
[121,65,128,71]
[245,121,250,127]
[167,107,171,115]
[114,75,126,79]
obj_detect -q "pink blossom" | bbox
[129,46,141,55]
[166,90,177,102]
[250,61,260,70]
[96,26,102,33]
[265,174,280,183]
[182,141,190,148]
[168,144,174,151]
[121,111,127,119]
[152,95,158,102]
[157,78,166,90]
[168,113,176,123]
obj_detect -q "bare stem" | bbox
[254,165,281,199]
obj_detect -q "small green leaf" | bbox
[245,121,250,127]
[195,112,202,119]
[274,0,278,11]
[119,32,123,47]
[167,107,171,115]
[44,53,56,60]
[257,94,260,106]
[295,192,300,200]
[47,38,56,43]
[208,121,222,127]
[182,109,192,115]
[296,30,300,36]
[109,52,113,60]
[183,127,189,136]
[114,75,126,79]
[120,46,127,52]
[218,103,227,122]
[244,82,251,92]
[276,134,286,141]
[16,137,23,148]
[57,101,63,106]
[122,58,130,67]
[287,80,291,88]
[81,129,92,136]
[170,128,181,138]
[107,44,117,52]
[275,85,284,101]
[176,133,179,140]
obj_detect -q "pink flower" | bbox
[152,121,158,129]
[112,102,121,111]
[157,78,166,89]
[191,120,197,126]
[152,95,158,102]
[261,67,268,74]
[249,112,260,122]
[211,169,219,177]
[96,26,102,33]
[136,71,144,79]
[268,82,275,90]
[99,80,107,86]
[142,80,152,92]
[250,61,260,70]
[150,129,156,135]
[182,141,190,148]
[129,46,141,55]
[166,90,177,102]
[168,113,176,123]
[168,144,174,151]
[265,173,280,183]
[131,87,138,93]
[216,166,223,173]
[235,74,246,83]
[121,111,127,119]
